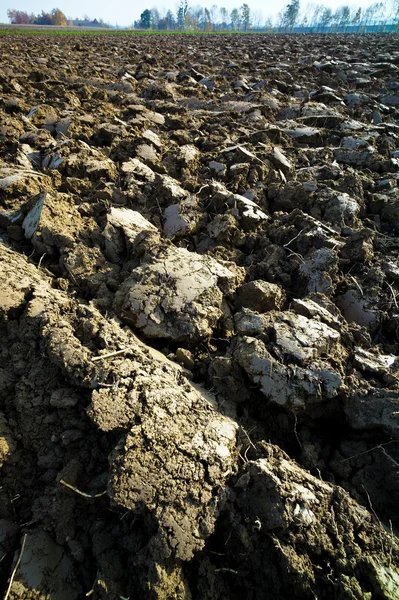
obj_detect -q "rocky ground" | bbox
[1,31,399,599]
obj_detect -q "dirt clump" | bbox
[1,32,399,599]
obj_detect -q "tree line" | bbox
[6,8,109,27]
[136,0,398,31]
[6,0,399,31]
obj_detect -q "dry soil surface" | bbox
[1,32,399,599]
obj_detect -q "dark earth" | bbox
[1,32,399,599]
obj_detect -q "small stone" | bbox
[209,161,227,177]
[234,309,265,336]
[176,348,195,370]
[235,280,285,312]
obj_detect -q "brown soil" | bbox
[1,32,399,599]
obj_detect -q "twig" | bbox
[362,484,383,530]
[4,534,27,600]
[37,253,46,270]
[283,228,306,263]
[361,484,392,559]
[238,452,248,464]
[243,445,251,461]
[241,427,256,450]
[293,412,302,450]
[349,275,363,296]
[283,228,305,249]
[379,446,399,471]
[337,441,397,464]
[388,520,395,567]
[385,280,398,309]
[155,198,163,217]
[305,214,339,236]
[92,348,129,362]
[59,479,107,499]
[284,249,305,264]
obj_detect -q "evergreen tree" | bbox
[139,8,152,28]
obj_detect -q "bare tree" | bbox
[203,7,212,29]
[252,9,263,27]
[219,7,228,28]
[264,16,273,30]
[208,4,219,27]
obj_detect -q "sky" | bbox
[0,0,389,26]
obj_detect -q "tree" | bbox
[340,5,351,28]
[230,8,240,29]
[393,0,399,26]
[177,0,188,29]
[51,8,67,26]
[35,11,53,24]
[319,6,332,27]
[264,16,273,30]
[188,5,204,29]
[204,7,212,29]
[209,4,218,26]
[282,0,300,29]
[252,9,263,27]
[240,3,251,30]
[352,7,362,25]
[165,9,176,28]
[363,2,384,25]
[310,4,325,29]
[219,7,228,28]
[139,9,152,28]
[331,6,350,29]
[150,7,160,28]
[7,9,30,24]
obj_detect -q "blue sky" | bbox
[0,0,389,26]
